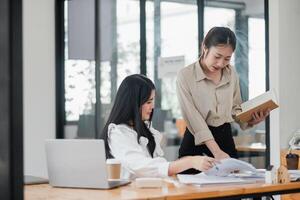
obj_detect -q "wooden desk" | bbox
[25,180,300,200]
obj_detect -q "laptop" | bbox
[24,175,48,185]
[45,139,130,189]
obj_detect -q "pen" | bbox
[203,153,219,170]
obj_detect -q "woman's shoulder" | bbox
[144,121,161,135]
[177,61,198,82]
[178,61,197,74]
[108,123,137,137]
[148,124,161,136]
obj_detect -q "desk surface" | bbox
[25,180,300,200]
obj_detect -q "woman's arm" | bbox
[176,69,214,145]
[205,139,229,160]
[109,124,170,177]
[168,156,216,176]
[232,70,256,129]
[109,125,217,177]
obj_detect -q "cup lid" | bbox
[106,158,121,164]
[286,153,299,158]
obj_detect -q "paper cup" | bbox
[286,153,299,170]
[106,159,121,179]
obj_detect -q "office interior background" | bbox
[1,0,300,199]
[24,0,300,177]
[60,0,268,168]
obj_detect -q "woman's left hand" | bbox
[248,109,270,126]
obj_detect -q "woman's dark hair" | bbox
[200,27,236,57]
[100,74,156,158]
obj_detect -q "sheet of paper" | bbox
[288,170,300,181]
[205,158,257,177]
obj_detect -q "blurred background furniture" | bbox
[281,149,300,200]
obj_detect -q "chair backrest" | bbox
[152,109,171,132]
[77,114,95,138]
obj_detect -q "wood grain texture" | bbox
[25,180,300,200]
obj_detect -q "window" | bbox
[64,1,96,122]
[63,0,140,138]
[146,1,198,121]
[249,17,266,98]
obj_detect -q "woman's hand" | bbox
[205,139,230,160]
[248,109,270,126]
[191,156,217,172]
[213,150,230,160]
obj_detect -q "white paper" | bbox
[288,170,300,181]
[229,171,265,179]
[158,55,185,78]
[205,158,257,177]
[177,173,247,185]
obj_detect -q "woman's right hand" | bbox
[205,139,230,161]
[191,156,217,172]
[213,150,230,160]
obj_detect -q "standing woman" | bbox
[176,27,269,174]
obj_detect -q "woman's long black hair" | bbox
[100,74,156,158]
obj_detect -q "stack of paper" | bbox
[288,170,300,181]
[177,173,247,185]
[228,169,265,179]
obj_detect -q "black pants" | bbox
[179,123,237,174]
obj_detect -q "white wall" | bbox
[269,0,281,168]
[23,0,56,178]
[269,0,300,167]
[278,0,300,149]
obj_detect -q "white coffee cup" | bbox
[106,159,121,180]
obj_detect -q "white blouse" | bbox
[107,123,170,180]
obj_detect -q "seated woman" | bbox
[101,74,216,179]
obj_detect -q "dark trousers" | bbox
[179,123,237,174]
